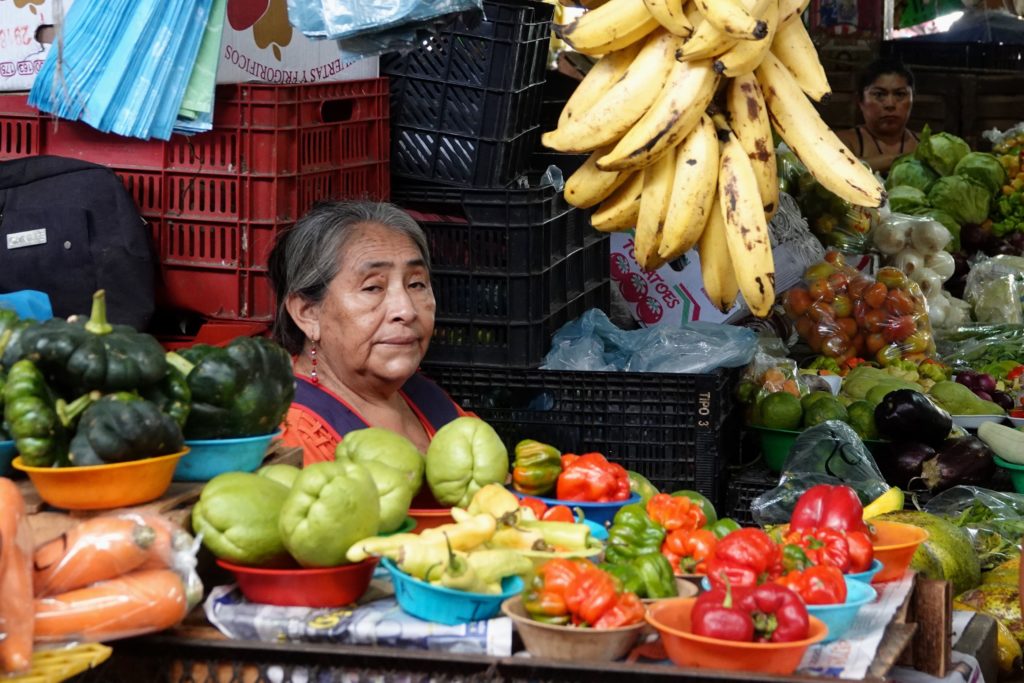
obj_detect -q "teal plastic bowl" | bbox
[807,577,877,643]
[513,490,641,526]
[846,559,883,584]
[382,558,524,625]
[174,431,281,482]
[583,519,609,542]
[994,456,1024,493]
[0,440,15,476]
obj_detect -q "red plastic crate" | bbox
[0,80,390,322]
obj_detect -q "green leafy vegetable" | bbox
[927,175,992,226]
[888,185,929,214]
[915,124,971,177]
[887,155,939,192]
[954,152,1007,195]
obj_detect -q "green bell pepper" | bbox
[3,290,167,396]
[632,551,678,599]
[68,393,184,466]
[3,360,94,466]
[511,439,562,497]
[599,561,644,596]
[170,336,294,439]
[627,470,659,505]
[706,518,742,539]
[604,503,666,565]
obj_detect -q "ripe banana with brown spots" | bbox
[726,74,779,218]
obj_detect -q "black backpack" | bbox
[0,155,155,330]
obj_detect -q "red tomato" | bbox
[785,288,812,317]
[863,282,889,309]
[837,317,859,338]
[864,309,889,333]
[808,278,836,303]
[883,315,917,343]
[885,289,915,316]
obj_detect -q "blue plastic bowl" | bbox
[513,490,641,526]
[583,519,609,542]
[382,557,524,625]
[846,559,883,584]
[174,431,281,482]
[0,440,15,476]
[807,577,877,643]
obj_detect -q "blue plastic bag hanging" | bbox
[0,291,53,321]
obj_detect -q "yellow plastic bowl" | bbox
[870,520,929,583]
[12,450,188,510]
[646,597,828,674]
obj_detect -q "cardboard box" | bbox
[0,0,377,92]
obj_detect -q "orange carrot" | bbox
[128,512,188,571]
[34,569,188,643]
[33,515,156,596]
[0,479,34,673]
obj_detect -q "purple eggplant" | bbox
[874,441,937,489]
[919,436,996,493]
[874,389,953,448]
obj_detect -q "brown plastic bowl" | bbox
[501,595,645,661]
[646,597,828,674]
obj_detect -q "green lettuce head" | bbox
[887,185,929,214]
[927,175,992,226]
[953,152,1007,195]
[914,124,971,177]
[886,155,939,192]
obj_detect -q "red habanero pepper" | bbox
[783,527,851,572]
[738,583,811,643]
[593,592,646,629]
[705,527,782,589]
[564,563,619,626]
[790,484,869,535]
[1007,364,1024,381]
[518,496,548,520]
[522,558,582,624]
[775,565,847,605]
[646,493,706,532]
[845,530,874,574]
[692,579,755,642]
[556,453,630,503]
[662,528,716,574]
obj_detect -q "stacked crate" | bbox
[0,80,390,342]
[381,0,611,369]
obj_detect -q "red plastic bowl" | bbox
[408,488,454,531]
[217,557,378,607]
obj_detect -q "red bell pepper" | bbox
[738,583,811,643]
[790,484,869,535]
[542,505,577,523]
[775,565,847,605]
[524,559,645,629]
[782,527,851,572]
[646,493,706,532]
[692,579,755,642]
[518,496,548,520]
[1007,365,1024,381]
[662,528,716,574]
[846,530,874,574]
[705,528,782,588]
[592,592,646,629]
[556,453,631,503]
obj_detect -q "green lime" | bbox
[802,395,849,428]
[801,390,834,412]
[760,392,803,431]
[846,400,879,440]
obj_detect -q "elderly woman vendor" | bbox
[269,201,469,466]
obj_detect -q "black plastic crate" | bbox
[722,463,780,527]
[391,124,540,187]
[430,236,608,320]
[398,175,588,272]
[381,0,552,92]
[421,363,742,505]
[426,279,610,367]
[883,39,1024,72]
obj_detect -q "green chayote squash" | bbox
[192,472,291,566]
[334,427,424,492]
[425,417,509,508]
[278,460,380,567]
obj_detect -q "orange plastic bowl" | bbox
[646,597,828,675]
[12,450,188,510]
[217,557,378,607]
[871,520,929,583]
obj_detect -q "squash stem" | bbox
[165,352,195,378]
[84,290,114,335]
[56,390,102,428]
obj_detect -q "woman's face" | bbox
[859,73,913,138]
[315,222,435,388]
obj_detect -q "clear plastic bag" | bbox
[794,169,876,253]
[923,486,1024,570]
[783,251,936,367]
[542,309,758,373]
[31,510,202,644]
[750,421,892,527]
[963,255,1024,325]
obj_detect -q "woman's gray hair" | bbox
[268,200,431,355]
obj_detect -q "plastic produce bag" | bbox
[793,168,876,253]
[750,421,891,527]
[542,309,758,373]
[923,486,1024,570]
[31,510,203,644]
[938,324,1024,370]
[964,255,1024,325]
[783,251,937,367]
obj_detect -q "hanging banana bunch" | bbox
[545,0,886,317]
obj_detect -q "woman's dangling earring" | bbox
[310,340,319,385]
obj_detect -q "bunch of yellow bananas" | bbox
[545,0,886,317]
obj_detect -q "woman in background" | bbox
[837,59,919,175]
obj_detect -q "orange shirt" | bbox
[279,375,471,467]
